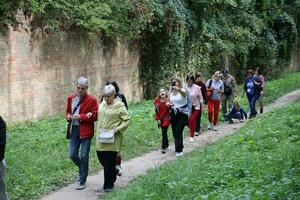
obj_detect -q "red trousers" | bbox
[207,99,221,126]
[189,109,201,137]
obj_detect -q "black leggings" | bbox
[171,111,188,153]
[97,151,118,190]
[161,126,169,149]
[195,108,202,133]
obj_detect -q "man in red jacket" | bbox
[66,77,98,190]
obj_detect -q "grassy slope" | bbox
[5,72,300,199]
[105,101,300,200]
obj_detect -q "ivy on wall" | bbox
[0,0,299,98]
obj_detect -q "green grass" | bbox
[5,72,300,199]
[104,101,300,200]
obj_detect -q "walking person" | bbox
[154,88,171,153]
[206,71,224,131]
[185,74,203,143]
[221,68,238,119]
[96,85,130,192]
[255,67,265,113]
[0,116,9,200]
[194,72,207,135]
[66,77,98,190]
[169,78,189,157]
[243,69,262,118]
[105,80,128,176]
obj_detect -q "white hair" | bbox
[77,77,88,87]
[103,84,116,95]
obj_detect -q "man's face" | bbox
[77,84,87,97]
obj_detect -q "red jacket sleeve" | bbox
[79,96,98,122]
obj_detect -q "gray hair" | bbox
[103,84,116,95]
[77,77,88,87]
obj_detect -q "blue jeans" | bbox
[247,93,260,117]
[69,126,92,184]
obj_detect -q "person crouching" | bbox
[225,101,247,123]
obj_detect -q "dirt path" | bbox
[41,89,300,200]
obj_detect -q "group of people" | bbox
[0,68,265,196]
[154,67,264,156]
[66,77,130,192]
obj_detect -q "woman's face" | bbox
[173,80,180,87]
[214,76,221,81]
[159,88,167,98]
[186,79,193,87]
[103,93,115,105]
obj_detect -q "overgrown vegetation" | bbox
[104,99,300,200]
[0,0,299,97]
[4,72,300,200]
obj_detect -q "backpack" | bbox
[223,82,233,96]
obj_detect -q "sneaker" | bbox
[194,132,200,136]
[189,137,194,143]
[207,123,213,130]
[76,183,85,190]
[213,126,218,131]
[175,152,184,157]
[161,149,166,154]
[104,188,113,193]
[116,166,122,176]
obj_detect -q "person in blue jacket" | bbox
[243,69,262,118]
[225,101,247,123]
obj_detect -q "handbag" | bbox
[66,97,82,139]
[207,79,213,98]
[98,128,115,143]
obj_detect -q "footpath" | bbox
[41,89,300,200]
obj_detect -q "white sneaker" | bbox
[189,137,194,143]
[76,183,85,190]
[207,123,213,130]
[213,126,218,131]
[194,132,200,136]
[175,152,184,157]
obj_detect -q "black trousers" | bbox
[161,126,169,149]
[97,151,118,190]
[171,111,188,153]
[195,108,202,133]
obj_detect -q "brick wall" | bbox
[0,26,142,121]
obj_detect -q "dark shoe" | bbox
[228,120,234,124]
[104,188,113,193]
[161,149,166,154]
[260,108,263,114]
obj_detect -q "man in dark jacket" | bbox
[0,116,9,200]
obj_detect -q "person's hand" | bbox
[260,91,264,96]
[113,128,118,133]
[157,120,161,125]
[166,102,172,107]
[66,114,72,121]
[86,112,92,118]
[72,114,80,120]
[172,86,180,91]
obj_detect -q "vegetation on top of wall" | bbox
[0,0,299,97]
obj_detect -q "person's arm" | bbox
[79,97,99,122]
[115,106,131,133]
[0,116,6,162]
[198,86,203,104]
[241,108,247,119]
[201,83,208,104]
[231,76,238,97]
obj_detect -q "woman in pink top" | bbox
[255,67,265,113]
[185,74,203,143]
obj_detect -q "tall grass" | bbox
[104,101,300,200]
[4,72,300,199]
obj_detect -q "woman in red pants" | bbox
[206,71,224,131]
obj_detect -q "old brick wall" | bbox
[0,25,142,122]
